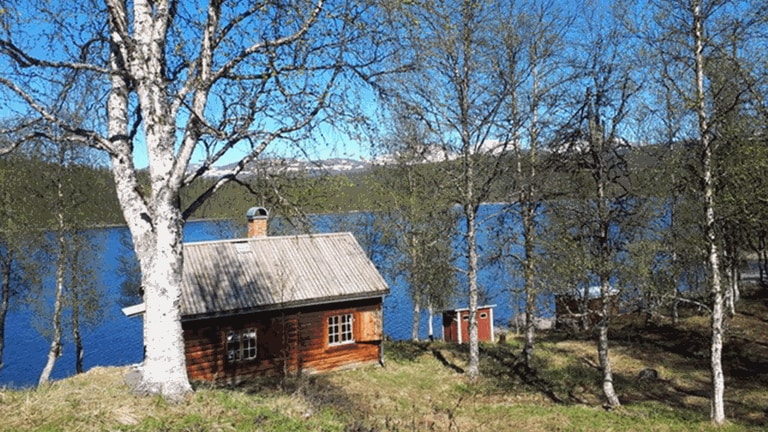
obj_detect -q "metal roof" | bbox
[180,232,389,319]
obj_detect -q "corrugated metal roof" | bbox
[180,232,389,319]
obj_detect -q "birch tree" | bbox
[35,133,105,383]
[495,0,573,367]
[371,113,458,341]
[38,144,69,385]
[545,7,642,407]
[381,0,513,379]
[707,42,768,317]
[0,0,394,399]
[0,150,40,370]
[66,233,104,375]
[644,0,766,423]
[693,2,725,421]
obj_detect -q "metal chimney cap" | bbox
[246,206,269,221]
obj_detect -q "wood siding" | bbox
[183,298,383,383]
[442,306,495,344]
[555,294,619,330]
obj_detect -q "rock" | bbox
[637,368,659,382]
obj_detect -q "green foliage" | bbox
[0,155,123,229]
[371,161,460,309]
[181,172,371,221]
[367,114,461,338]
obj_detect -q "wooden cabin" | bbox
[441,305,495,344]
[125,207,390,383]
[555,286,619,330]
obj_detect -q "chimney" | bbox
[246,207,269,238]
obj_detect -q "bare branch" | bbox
[181,61,340,218]
[0,77,114,153]
[210,0,324,84]
[0,39,110,75]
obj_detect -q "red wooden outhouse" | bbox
[441,305,495,344]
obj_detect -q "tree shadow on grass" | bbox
[475,338,723,424]
[431,347,465,374]
[219,372,378,430]
[385,340,431,363]
[608,290,768,428]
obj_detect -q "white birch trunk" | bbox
[466,200,480,380]
[39,181,67,385]
[597,181,619,408]
[39,259,65,385]
[137,206,191,398]
[427,303,434,341]
[104,0,193,399]
[411,298,421,342]
[522,205,536,367]
[0,254,10,369]
[598,281,620,408]
[725,256,738,317]
[725,260,734,317]
[692,0,725,423]
[521,58,539,368]
[591,101,620,408]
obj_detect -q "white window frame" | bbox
[226,328,257,362]
[328,313,354,346]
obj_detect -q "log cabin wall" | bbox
[555,295,619,330]
[182,297,383,383]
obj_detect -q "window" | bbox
[226,328,257,362]
[328,313,354,346]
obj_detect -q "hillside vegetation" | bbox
[1,144,673,226]
[2,283,765,431]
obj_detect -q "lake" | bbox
[0,206,548,388]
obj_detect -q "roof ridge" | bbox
[183,231,354,247]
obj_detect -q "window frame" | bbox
[226,328,257,363]
[327,313,355,346]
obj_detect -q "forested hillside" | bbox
[1,143,679,226]
[0,156,123,228]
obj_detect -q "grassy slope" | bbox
[2,285,766,431]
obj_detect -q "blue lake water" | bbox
[0,206,549,388]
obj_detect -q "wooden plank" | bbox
[183,298,385,381]
[357,309,382,342]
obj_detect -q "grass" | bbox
[2,285,767,431]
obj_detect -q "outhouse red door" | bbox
[458,308,493,342]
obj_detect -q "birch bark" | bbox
[0,252,9,369]
[595,122,620,408]
[465,198,480,380]
[411,296,421,342]
[39,169,67,385]
[692,0,726,423]
[102,0,192,398]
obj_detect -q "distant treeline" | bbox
[0,144,673,228]
[0,156,124,229]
